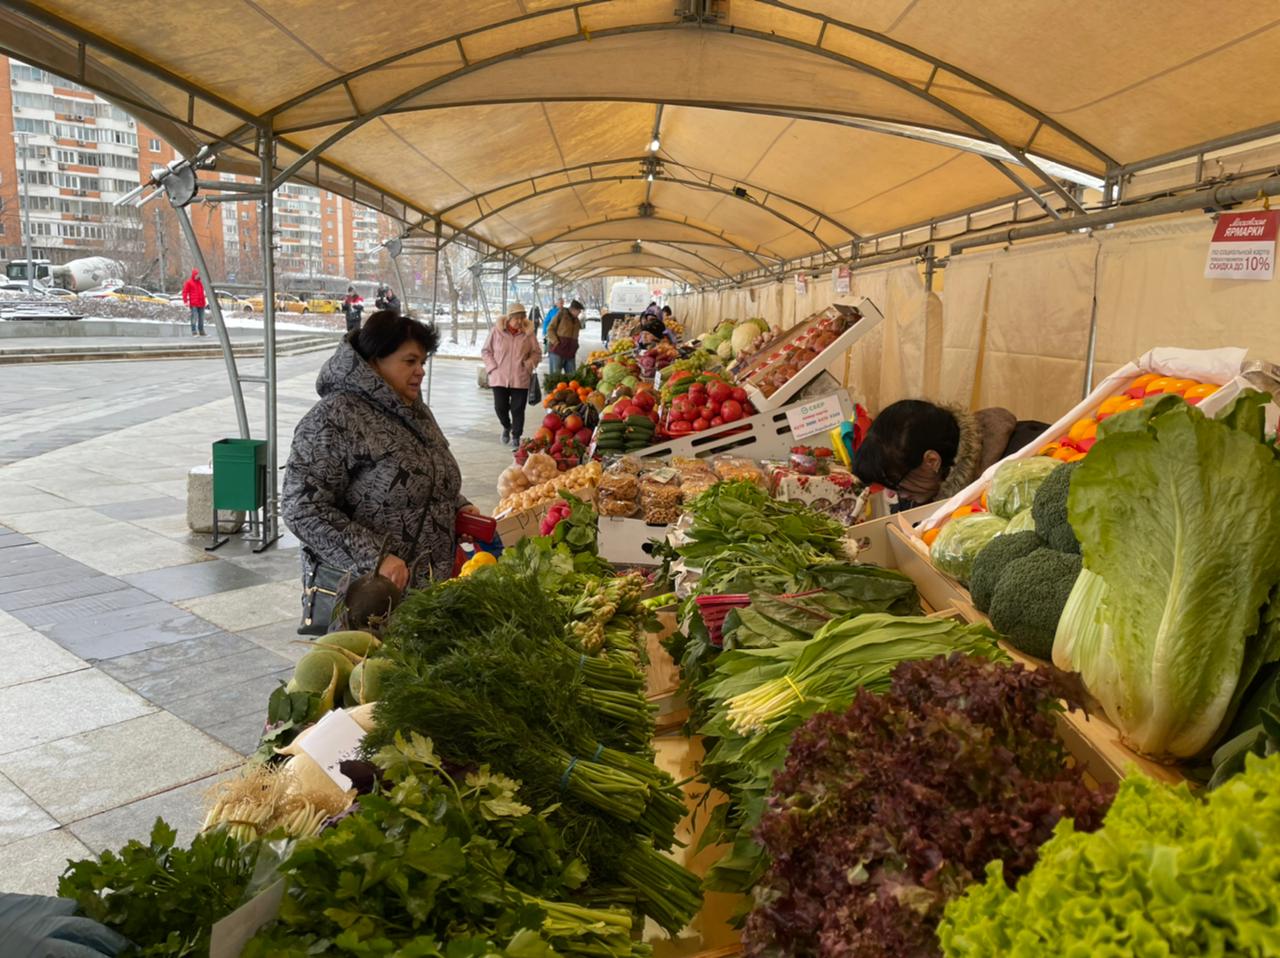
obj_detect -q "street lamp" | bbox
[11,131,34,292]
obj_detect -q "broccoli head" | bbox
[968,530,1044,614]
[1031,461,1081,554]
[987,547,1083,660]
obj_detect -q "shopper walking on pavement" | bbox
[542,296,564,349]
[482,302,542,447]
[182,268,207,336]
[341,285,364,333]
[547,298,583,375]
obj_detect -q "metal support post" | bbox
[427,220,442,404]
[501,251,509,318]
[173,204,250,439]
[154,205,167,293]
[13,132,34,292]
[259,128,281,551]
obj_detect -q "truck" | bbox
[4,256,126,292]
[607,279,659,316]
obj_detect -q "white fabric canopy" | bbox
[3,0,1279,279]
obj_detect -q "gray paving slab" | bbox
[0,772,58,846]
[107,646,294,710]
[92,496,186,520]
[94,631,255,684]
[0,530,34,549]
[237,620,311,664]
[0,544,62,571]
[7,586,174,632]
[67,770,238,857]
[1,624,88,689]
[204,711,273,756]
[164,667,293,732]
[121,559,271,602]
[52,610,224,661]
[0,828,92,895]
[0,573,130,612]
[7,586,158,629]
[0,561,104,595]
[0,669,154,756]
[0,711,242,824]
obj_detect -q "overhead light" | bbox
[648,138,661,152]
[646,173,654,182]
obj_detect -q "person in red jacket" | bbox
[182,268,208,336]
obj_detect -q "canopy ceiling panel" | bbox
[546,240,736,280]
[4,0,1280,286]
[538,239,757,276]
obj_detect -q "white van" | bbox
[607,281,654,316]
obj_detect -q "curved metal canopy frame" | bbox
[508,215,785,270]
[560,249,715,282]
[545,239,736,280]
[442,175,843,258]
[259,16,1099,214]
[572,265,694,287]
[421,156,860,242]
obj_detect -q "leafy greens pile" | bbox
[939,751,1280,956]
[744,654,1114,958]
[246,733,650,958]
[368,559,701,933]
[1054,391,1280,759]
[697,614,1004,896]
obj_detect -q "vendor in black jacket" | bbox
[852,399,1047,510]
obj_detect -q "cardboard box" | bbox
[598,515,671,566]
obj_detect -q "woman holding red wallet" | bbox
[283,310,479,605]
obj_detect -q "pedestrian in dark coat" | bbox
[283,310,475,594]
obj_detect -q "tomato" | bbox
[692,417,710,432]
[701,404,717,421]
[731,387,748,403]
[1127,373,1160,391]
[1067,418,1097,441]
[710,416,725,426]
[1142,376,1179,396]
[707,381,733,404]
[1117,397,1145,412]
[1096,395,1128,417]
[719,399,743,422]
[669,419,693,435]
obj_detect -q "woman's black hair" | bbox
[851,399,960,489]
[661,305,672,316]
[350,310,440,360]
[641,318,666,338]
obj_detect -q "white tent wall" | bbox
[939,210,1280,422]
[939,235,1099,422]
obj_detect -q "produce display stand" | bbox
[630,390,855,462]
[732,299,883,413]
[599,515,673,566]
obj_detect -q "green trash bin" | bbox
[211,438,267,511]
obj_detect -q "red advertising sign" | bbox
[1205,210,1279,280]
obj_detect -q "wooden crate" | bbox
[648,733,745,957]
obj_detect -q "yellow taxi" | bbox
[84,284,170,305]
[242,293,310,313]
[304,297,341,314]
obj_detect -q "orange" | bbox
[1128,373,1160,391]
[1143,376,1180,395]
[921,527,942,546]
[1184,383,1219,400]
[1067,418,1098,441]
[1096,395,1128,416]
[569,380,580,389]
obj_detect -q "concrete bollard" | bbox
[187,465,244,534]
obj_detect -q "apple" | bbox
[556,427,575,442]
[575,427,593,445]
[534,427,554,443]
[564,413,584,433]
[543,413,563,432]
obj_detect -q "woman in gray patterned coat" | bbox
[283,310,476,598]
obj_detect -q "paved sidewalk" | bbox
[0,348,515,894]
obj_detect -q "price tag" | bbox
[833,266,851,295]
[786,394,845,440]
[1205,211,1278,281]
[298,709,367,791]
[795,274,808,294]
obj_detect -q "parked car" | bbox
[584,307,601,321]
[80,284,169,304]
[242,292,309,313]
[0,280,50,296]
[304,297,340,314]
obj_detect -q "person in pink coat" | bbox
[482,302,542,447]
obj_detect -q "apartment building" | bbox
[0,55,398,291]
